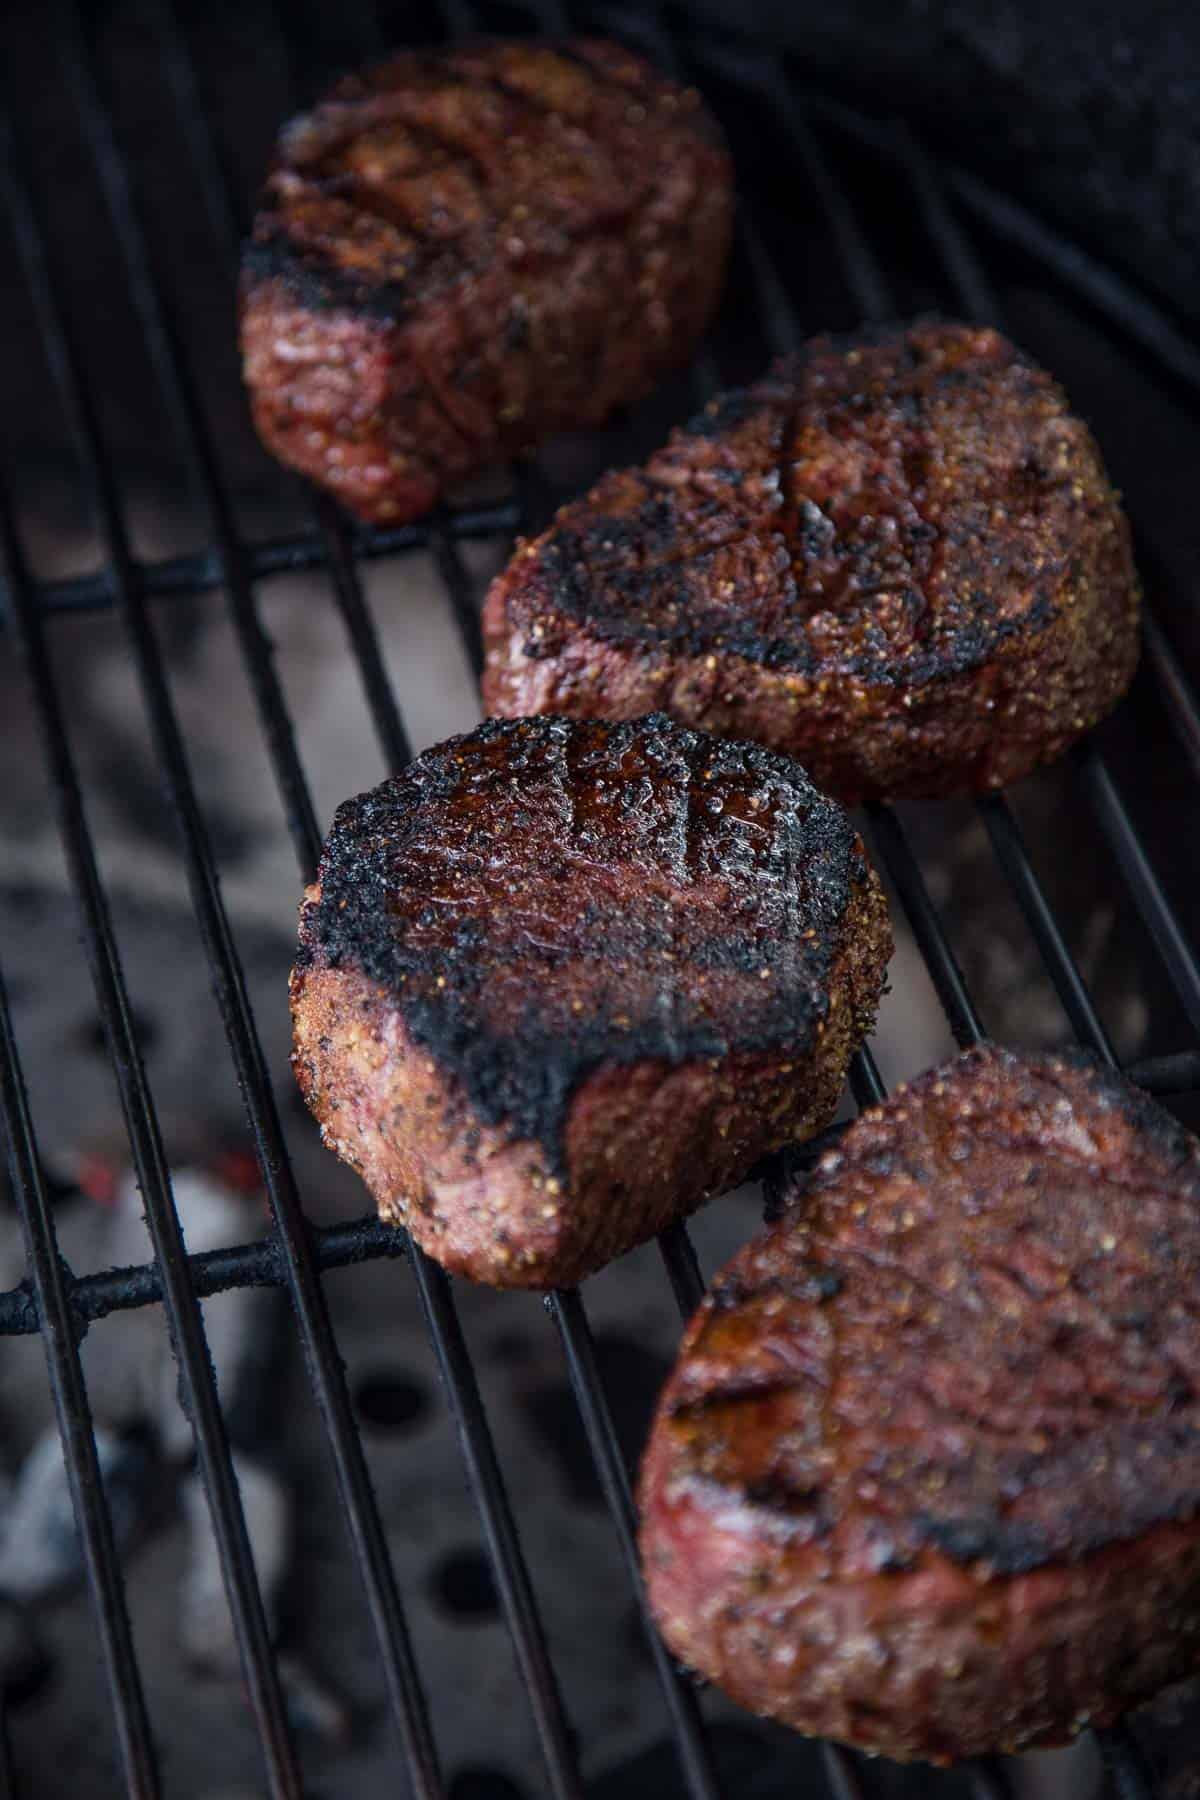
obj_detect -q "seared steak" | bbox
[483,322,1140,802]
[241,41,732,523]
[290,714,890,1288]
[639,1044,1200,1760]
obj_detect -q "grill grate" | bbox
[0,2,1198,1796]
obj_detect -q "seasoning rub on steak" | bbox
[290,714,890,1288]
[483,321,1140,802]
[241,41,733,523]
[639,1044,1200,1761]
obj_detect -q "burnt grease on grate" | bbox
[296,713,874,1173]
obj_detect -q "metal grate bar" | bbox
[977,796,1118,1062]
[702,58,897,326]
[1097,1728,1158,1800]
[849,1044,888,1108]
[0,82,304,1796]
[656,1218,708,1318]
[0,1213,408,1337]
[964,1764,1015,1800]
[433,521,488,680]
[404,1256,586,1800]
[21,505,519,618]
[890,119,997,326]
[1077,749,1200,1037]
[1128,1048,1200,1095]
[0,1702,13,1800]
[311,494,416,768]
[0,933,160,1797]
[1143,611,1200,782]
[546,1288,723,1800]
[864,805,986,1048]
[819,1744,869,1800]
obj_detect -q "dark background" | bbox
[687,0,1200,339]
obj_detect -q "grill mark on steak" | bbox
[646,1046,1200,1571]
[295,714,883,1172]
[548,40,668,101]
[241,221,436,324]
[515,330,1058,681]
[484,322,1140,801]
[290,60,499,198]
[443,53,604,133]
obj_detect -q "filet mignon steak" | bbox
[639,1043,1200,1759]
[483,322,1140,802]
[241,40,733,523]
[290,714,890,1287]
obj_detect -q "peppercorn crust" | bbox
[482,321,1141,803]
[289,715,891,1288]
[638,1044,1200,1760]
[240,40,732,524]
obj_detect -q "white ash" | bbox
[0,1425,152,1603]
[97,1166,275,1464]
[179,1451,288,1679]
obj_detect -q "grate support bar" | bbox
[10,504,518,619]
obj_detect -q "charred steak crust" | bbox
[290,714,891,1288]
[483,321,1141,802]
[639,1044,1200,1760]
[240,40,733,524]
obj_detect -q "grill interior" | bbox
[1,2,1199,1797]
